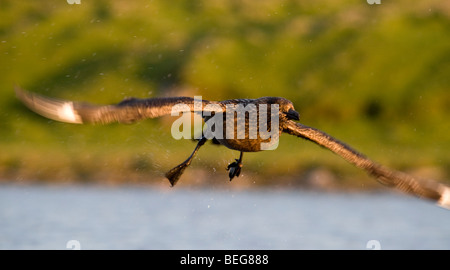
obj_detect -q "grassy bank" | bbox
[1,0,449,188]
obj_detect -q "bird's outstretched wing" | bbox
[15,86,217,124]
[283,120,450,209]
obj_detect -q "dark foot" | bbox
[165,163,189,187]
[227,159,243,181]
[165,136,207,187]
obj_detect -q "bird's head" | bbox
[259,97,300,121]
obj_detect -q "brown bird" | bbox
[15,86,450,209]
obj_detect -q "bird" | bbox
[15,86,450,209]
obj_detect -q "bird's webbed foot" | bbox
[166,162,189,187]
[165,136,207,187]
[227,152,244,181]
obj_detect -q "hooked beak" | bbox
[285,109,300,121]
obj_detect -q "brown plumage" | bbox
[15,86,450,209]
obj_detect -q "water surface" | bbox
[0,185,448,249]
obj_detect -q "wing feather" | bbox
[15,87,217,124]
[283,120,450,209]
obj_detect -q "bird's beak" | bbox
[285,109,300,121]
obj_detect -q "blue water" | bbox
[0,184,448,249]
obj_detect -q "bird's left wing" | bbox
[15,86,217,124]
[283,120,450,209]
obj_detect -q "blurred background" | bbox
[1,0,449,188]
[0,0,449,249]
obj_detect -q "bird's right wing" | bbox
[15,86,219,124]
[283,120,450,209]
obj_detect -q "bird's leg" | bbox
[165,136,207,187]
[227,151,244,181]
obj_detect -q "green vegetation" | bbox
[1,0,449,188]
